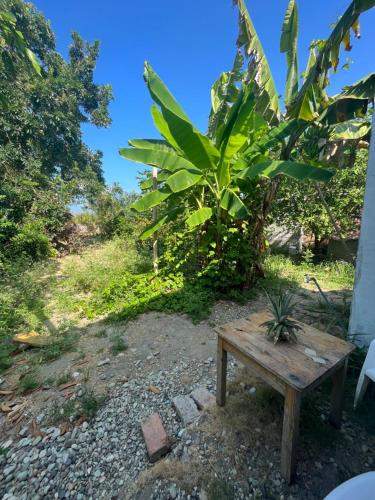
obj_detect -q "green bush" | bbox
[10,222,54,260]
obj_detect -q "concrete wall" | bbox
[349,114,375,346]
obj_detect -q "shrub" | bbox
[10,222,54,260]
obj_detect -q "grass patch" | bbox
[110,334,127,354]
[263,254,354,291]
[52,238,214,323]
[17,372,40,394]
[49,388,104,424]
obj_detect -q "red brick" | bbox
[190,387,216,410]
[141,413,170,462]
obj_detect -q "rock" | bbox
[141,413,170,463]
[97,359,110,367]
[169,484,178,499]
[19,427,29,438]
[172,396,200,426]
[190,387,215,410]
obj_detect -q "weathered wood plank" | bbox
[215,311,355,392]
[329,359,348,429]
[281,387,301,484]
[216,337,227,406]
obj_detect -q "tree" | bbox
[120,0,374,286]
[0,0,112,259]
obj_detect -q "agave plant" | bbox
[261,292,303,344]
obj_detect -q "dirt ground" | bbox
[1,289,374,499]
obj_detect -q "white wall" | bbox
[349,114,375,346]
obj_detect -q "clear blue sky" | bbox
[32,0,375,192]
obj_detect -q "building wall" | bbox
[349,114,375,346]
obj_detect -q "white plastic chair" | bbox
[324,471,375,500]
[354,339,375,408]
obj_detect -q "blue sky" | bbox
[33,0,375,192]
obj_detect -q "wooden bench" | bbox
[215,310,355,484]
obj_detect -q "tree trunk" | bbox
[152,167,158,274]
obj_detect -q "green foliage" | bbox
[9,222,54,260]
[261,291,302,343]
[272,149,368,242]
[0,0,112,262]
[17,372,40,394]
[263,254,355,291]
[110,334,127,354]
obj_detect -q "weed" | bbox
[94,329,107,338]
[18,372,40,394]
[56,372,72,386]
[110,334,127,354]
[0,447,7,456]
[49,399,77,425]
[80,390,105,418]
[207,479,236,500]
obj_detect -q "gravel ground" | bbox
[1,295,374,500]
[0,355,230,500]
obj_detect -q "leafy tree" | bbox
[0,0,112,259]
[120,0,374,287]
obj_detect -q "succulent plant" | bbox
[261,291,303,344]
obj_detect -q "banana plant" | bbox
[120,63,332,252]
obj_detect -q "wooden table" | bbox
[215,310,355,484]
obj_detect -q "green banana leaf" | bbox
[220,188,249,219]
[131,189,171,212]
[140,208,182,240]
[289,0,375,120]
[208,50,244,140]
[234,0,280,124]
[340,72,375,99]
[166,169,203,193]
[237,160,333,182]
[330,119,371,140]
[280,0,299,105]
[151,104,182,153]
[119,147,195,172]
[128,138,173,151]
[186,207,213,229]
[145,63,220,171]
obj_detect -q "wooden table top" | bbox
[215,310,355,392]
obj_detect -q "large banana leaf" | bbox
[237,160,333,182]
[280,0,299,105]
[217,88,258,188]
[220,188,249,219]
[186,207,213,229]
[140,208,182,240]
[131,189,171,212]
[233,0,280,124]
[330,119,371,140]
[119,147,195,172]
[128,138,173,151]
[165,169,203,193]
[144,63,220,171]
[289,0,375,120]
[151,104,182,153]
[208,51,244,141]
[340,72,375,99]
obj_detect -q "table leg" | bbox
[329,359,348,429]
[281,386,301,484]
[216,337,227,406]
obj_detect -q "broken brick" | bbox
[172,395,200,426]
[141,413,170,462]
[190,387,216,410]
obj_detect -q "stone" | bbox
[172,395,200,426]
[190,387,215,410]
[97,359,110,367]
[141,413,170,463]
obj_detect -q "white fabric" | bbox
[324,472,375,500]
